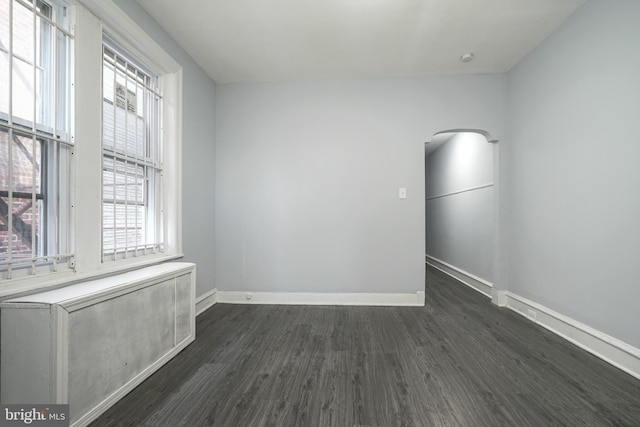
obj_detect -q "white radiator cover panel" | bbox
[0,262,196,427]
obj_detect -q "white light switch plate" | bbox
[399,187,407,199]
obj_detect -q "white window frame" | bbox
[0,0,75,283]
[0,0,183,297]
[101,39,164,261]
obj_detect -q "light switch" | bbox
[399,187,407,199]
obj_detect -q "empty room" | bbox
[1,0,639,426]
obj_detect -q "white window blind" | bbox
[0,0,74,280]
[102,41,163,261]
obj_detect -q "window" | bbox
[102,40,163,261]
[0,0,73,279]
[0,0,182,290]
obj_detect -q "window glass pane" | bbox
[102,51,146,157]
[56,31,71,137]
[0,126,43,262]
[38,18,54,129]
[12,57,34,124]
[106,158,143,203]
[10,132,41,194]
[0,197,43,260]
[0,127,8,188]
[102,156,113,200]
[12,0,33,60]
[11,0,35,125]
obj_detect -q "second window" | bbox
[102,39,163,261]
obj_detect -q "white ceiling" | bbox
[135,0,585,84]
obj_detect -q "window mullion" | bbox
[7,129,14,279]
[111,49,117,259]
[8,0,14,125]
[134,66,139,257]
[53,19,58,141]
[123,55,129,258]
[51,141,58,270]
[30,136,37,274]
[157,92,163,252]
[30,1,38,275]
[49,16,59,270]
[5,0,13,278]
[31,0,37,130]
[153,92,159,253]
[143,79,148,255]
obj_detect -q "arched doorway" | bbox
[425,129,498,297]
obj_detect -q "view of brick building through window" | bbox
[0,130,43,260]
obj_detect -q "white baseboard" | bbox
[498,290,640,381]
[426,255,493,298]
[195,288,217,316]
[216,290,425,307]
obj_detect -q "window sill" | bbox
[0,253,184,299]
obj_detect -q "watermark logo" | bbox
[0,405,68,427]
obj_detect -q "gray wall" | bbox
[426,132,494,282]
[508,0,640,347]
[114,0,217,298]
[215,76,506,294]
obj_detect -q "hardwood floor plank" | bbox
[91,267,640,426]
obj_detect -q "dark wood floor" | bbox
[92,267,640,426]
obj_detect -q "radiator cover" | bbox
[0,262,196,426]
